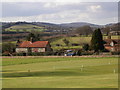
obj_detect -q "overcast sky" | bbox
[1,1,119,25]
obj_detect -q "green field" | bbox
[2,57,118,88]
[51,36,119,50]
[5,24,47,32]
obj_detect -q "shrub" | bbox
[44,51,53,56]
[28,52,44,56]
[76,49,81,56]
[111,51,120,55]
[82,44,89,51]
[16,53,25,56]
[81,51,94,55]
[71,43,80,46]
[55,44,61,46]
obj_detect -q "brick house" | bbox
[104,39,120,52]
[16,41,53,53]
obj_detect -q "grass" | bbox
[2,57,114,66]
[51,36,119,46]
[2,57,118,88]
[5,24,46,32]
[6,24,42,29]
[51,36,91,46]
[51,35,119,50]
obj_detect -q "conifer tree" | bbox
[90,28,104,52]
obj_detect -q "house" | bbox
[16,40,53,53]
[104,39,120,52]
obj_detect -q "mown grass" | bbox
[2,57,117,66]
[2,57,118,88]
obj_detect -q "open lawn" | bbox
[2,56,118,88]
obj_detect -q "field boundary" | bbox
[1,55,119,58]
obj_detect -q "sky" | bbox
[1,0,119,25]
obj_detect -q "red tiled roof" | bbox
[18,41,48,48]
[19,41,32,47]
[29,41,48,48]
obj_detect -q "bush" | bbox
[71,43,80,46]
[81,51,94,55]
[28,52,44,56]
[76,49,81,56]
[82,44,89,51]
[16,53,25,56]
[55,44,61,46]
[2,53,10,56]
[111,52,120,55]
[15,52,54,56]
[44,51,53,56]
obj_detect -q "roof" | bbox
[29,41,48,48]
[104,39,120,44]
[19,41,32,48]
[18,41,49,48]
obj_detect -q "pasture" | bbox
[2,56,118,88]
[5,24,46,32]
[51,35,119,50]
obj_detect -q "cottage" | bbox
[16,41,52,53]
[104,39,120,52]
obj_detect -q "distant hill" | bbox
[105,22,119,31]
[105,23,116,27]
[59,22,102,28]
[2,22,48,32]
[2,21,118,33]
[32,22,59,27]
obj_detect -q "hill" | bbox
[5,24,46,32]
[1,21,103,33]
[59,22,102,28]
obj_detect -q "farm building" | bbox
[16,40,53,53]
[104,39,120,52]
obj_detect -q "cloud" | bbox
[1,2,118,25]
[88,5,102,12]
[1,0,119,2]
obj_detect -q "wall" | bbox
[31,48,45,52]
[16,48,28,53]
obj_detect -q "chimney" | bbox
[30,37,33,42]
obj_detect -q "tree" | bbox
[63,39,70,46]
[90,28,104,52]
[2,42,16,53]
[83,44,89,51]
[75,25,93,36]
[26,33,40,42]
